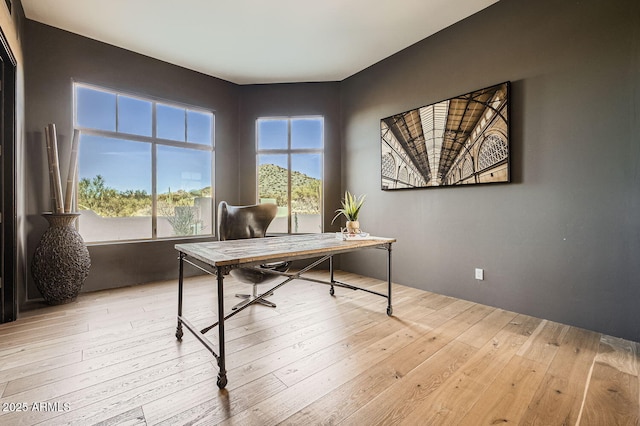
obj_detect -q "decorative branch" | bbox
[44,127,56,213]
[45,123,64,214]
[64,129,80,213]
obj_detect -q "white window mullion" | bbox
[151,143,158,239]
[184,109,188,142]
[287,119,292,234]
[115,95,119,132]
[151,100,157,238]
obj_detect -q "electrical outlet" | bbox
[475,268,484,280]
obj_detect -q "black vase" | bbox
[32,213,91,305]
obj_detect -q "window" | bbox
[74,83,214,242]
[477,134,508,171]
[382,153,396,180]
[257,117,323,233]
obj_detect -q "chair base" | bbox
[232,292,276,310]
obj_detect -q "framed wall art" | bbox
[381,82,510,190]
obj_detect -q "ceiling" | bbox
[21,0,498,85]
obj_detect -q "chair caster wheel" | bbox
[387,306,393,316]
[330,286,335,296]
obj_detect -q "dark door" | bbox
[0,29,17,323]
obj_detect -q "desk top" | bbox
[175,233,395,268]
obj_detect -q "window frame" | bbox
[72,81,215,243]
[256,116,324,234]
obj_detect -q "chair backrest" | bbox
[218,201,278,241]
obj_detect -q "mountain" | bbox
[258,163,320,213]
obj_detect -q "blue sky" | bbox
[78,135,212,193]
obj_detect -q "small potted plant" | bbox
[332,191,366,234]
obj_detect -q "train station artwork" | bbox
[381,82,510,190]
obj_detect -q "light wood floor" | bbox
[0,271,638,425]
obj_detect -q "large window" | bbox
[257,117,323,233]
[74,83,214,242]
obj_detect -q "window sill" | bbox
[85,234,216,247]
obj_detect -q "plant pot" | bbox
[32,213,91,305]
[346,220,360,234]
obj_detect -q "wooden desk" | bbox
[175,233,395,389]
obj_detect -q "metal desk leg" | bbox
[386,244,393,316]
[329,255,335,296]
[176,252,184,340]
[216,267,228,388]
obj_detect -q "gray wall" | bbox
[237,83,343,270]
[23,21,239,300]
[238,83,342,232]
[340,0,640,341]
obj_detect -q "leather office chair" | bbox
[218,201,290,310]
